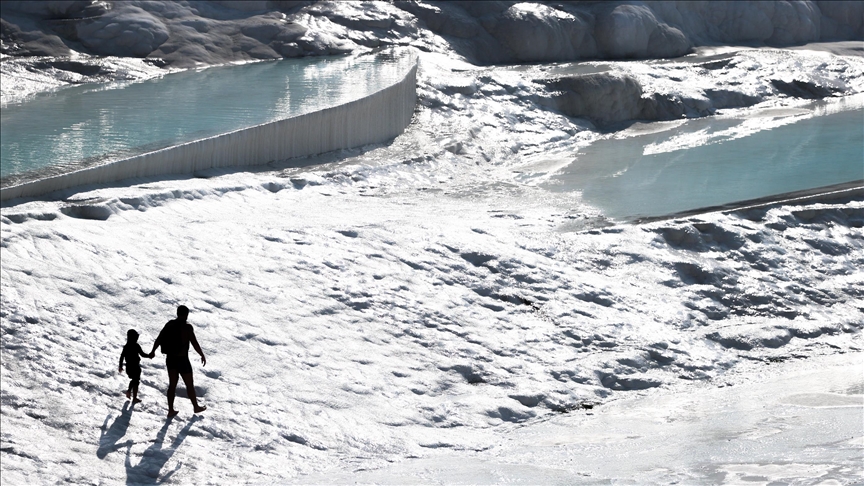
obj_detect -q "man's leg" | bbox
[180,373,206,413]
[167,370,180,417]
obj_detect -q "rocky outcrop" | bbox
[538,72,719,128]
[534,45,855,128]
[492,3,598,62]
[396,1,862,64]
[74,5,169,57]
[541,73,645,127]
[2,1,862,67]
[593,3,690,59]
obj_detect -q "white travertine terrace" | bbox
[0,59,417,201]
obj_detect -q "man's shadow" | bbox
[124,416,201,485]
[97,402,134,459]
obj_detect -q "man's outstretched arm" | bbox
[190,331,206,366]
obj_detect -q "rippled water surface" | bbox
[0,50,413,180]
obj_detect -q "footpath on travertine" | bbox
[304,352,864,485]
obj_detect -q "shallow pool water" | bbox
[0,50,413,180]
[544,98,864,221]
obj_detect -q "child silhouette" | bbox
[119,329,150,404]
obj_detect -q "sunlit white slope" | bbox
[1,43,863,486]
[1,155,862,483]
[301,352,864,485]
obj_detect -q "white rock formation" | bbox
[594,3,690,59]
[492,3,597,62]
[75,5,170,58]
[2,1,861,67]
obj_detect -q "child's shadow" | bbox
[97,402,134,459]
[124,416,200,485]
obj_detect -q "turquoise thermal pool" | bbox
[0,50,414,185]
[544,99,864,221]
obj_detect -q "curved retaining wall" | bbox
[1,61,417,202]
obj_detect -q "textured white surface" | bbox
[1,166,861,483]
[300,352,864,484]
[2,56,862,476]
[0,3,862,482]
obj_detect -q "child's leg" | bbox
[126,380,132,399]
[132,378,141,403]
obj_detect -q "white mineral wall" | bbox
[1,61,417,202]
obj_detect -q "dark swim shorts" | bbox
[125,365,141,380]
[166,355,193,374]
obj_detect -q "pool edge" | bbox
[630,180,864,224]
[1,56,418,203]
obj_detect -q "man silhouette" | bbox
[149,305,207,418]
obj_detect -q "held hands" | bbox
[148,352,156,359]
[118,366,123,373]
